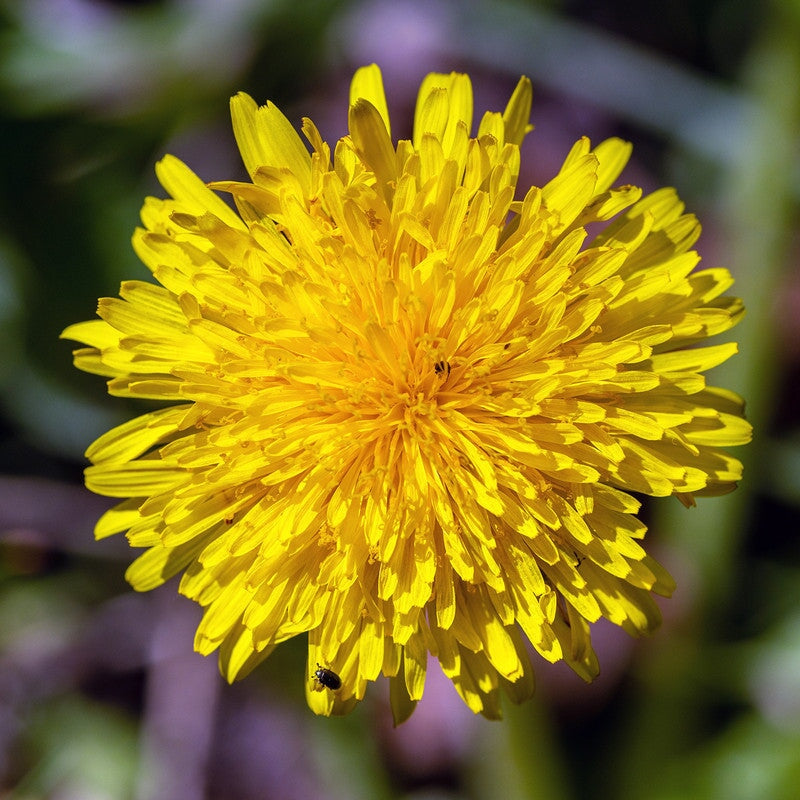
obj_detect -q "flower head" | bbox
[63,65,750,722]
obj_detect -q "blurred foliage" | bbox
[1,0,799,798]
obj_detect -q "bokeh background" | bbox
[1,0,798,798]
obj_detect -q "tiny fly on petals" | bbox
[312,664,342,691]
[434,360,451,376]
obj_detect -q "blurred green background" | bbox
[1,0,798,798]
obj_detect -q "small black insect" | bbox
[312,664,342,691]
[434,360,451,376]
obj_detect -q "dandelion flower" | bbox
[63,65,750,722]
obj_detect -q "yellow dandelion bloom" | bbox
[63,65,750,722]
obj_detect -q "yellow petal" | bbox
[348,98,397,199]
[502,76,533,146]
[230,93,312,195]
[350,63,390,136]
